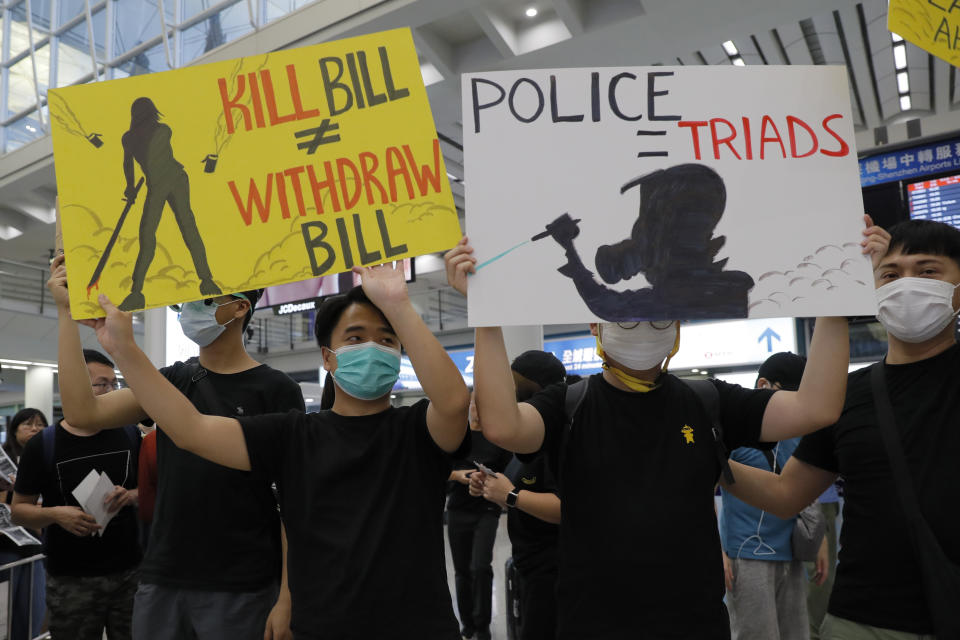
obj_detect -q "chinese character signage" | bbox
[859,137,960,187]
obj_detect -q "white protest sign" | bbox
[462,66,876,326]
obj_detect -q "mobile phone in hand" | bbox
[473,461,498,478]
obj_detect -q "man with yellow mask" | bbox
[445,237,855,640]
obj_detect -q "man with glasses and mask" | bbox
[12,348,141,639]
[47,255,304,640]
[723,217,960,640]
[445,235,854,639]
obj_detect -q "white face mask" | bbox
[178,299,240,347]
[598,321,678,371]
[876,277,960,344]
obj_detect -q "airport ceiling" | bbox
[0,0,956,323]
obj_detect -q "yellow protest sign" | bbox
[889,0,960,66]
[50,28,460,319]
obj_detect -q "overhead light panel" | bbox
[4,365,27,371]
[893,44,907,69]
[722,41,739,56]
[891,32,903,43]
[419,62,443,87]
[525,7,538,18]
[0,225,22,240]
[900,95,912,111]
[897,71,910,93]
[0,359,32,365]
[732,58,746,67]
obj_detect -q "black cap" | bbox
[756,352,807,391]
[511,351,567,389]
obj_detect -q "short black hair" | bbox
[83,349,115,369]
[313,286,392,348]
[887,219,960,269]
[234,289,263,331]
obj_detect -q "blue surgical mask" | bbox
[178,299,240,347]
[329,342,401,400]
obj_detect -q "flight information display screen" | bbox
[908,174,960,228]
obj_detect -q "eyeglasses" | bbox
[19,421,45,431]
[616,320,675,330]
[92,380,121,391]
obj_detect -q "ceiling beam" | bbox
[470,7,519,58]
[412,26,456,79]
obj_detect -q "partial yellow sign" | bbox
[889,0,960,67]
[50,28,460,319]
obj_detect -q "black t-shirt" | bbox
[507,455,559,575]
[15,422,141,577]
[794,345,960,634]
[239,400,469,639]
[525,373,773,639]
[140,359,304,591]
[447,430,512,513]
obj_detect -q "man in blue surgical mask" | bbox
[724,217,960,640]
[83,262,471,639]
[48,256,304,640]
[446,232,855,640]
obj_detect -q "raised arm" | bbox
[721,457,837,519]
[92,295,252,471]
[356,263,469,453]
[474,327,547,453]
[758,316,849,441]
[48,255,147,431]
[444,238,545,453]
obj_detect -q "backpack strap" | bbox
[562,379,589,433]
[123,425,142,454]
[682,379,735,485]
[555,379,590,485]
[185,359,231,416]
[42,424,57,474]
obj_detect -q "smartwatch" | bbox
[505,490,520,508]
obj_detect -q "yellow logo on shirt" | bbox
[521,476,537,485]
[681,425,695,444]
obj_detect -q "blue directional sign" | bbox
[758,327,781,352]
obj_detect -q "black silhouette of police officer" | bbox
[119,97,220,311]
[533,163,754,320]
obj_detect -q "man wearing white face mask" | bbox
[48,255,305,640]
[724,217,960,640]
[445,237,852,640]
